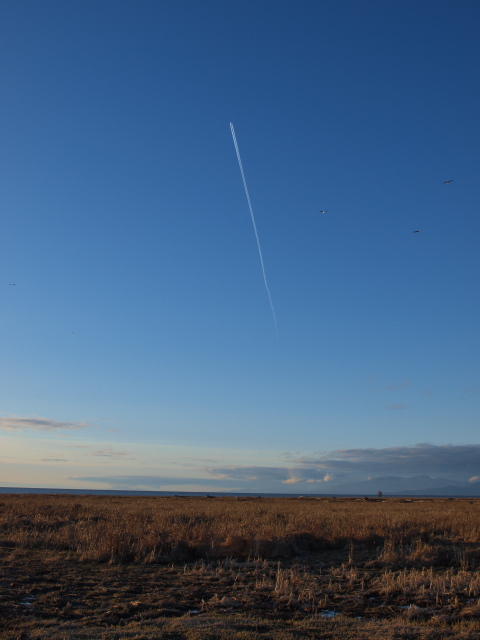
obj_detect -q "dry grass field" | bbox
[1,494,480,639]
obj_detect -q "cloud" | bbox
[0,416,90,432]
[69,475,239,491]
[63,445,480,493]
[62,445,136,461]
[207,444,480,489]
[304,473,334,484]
[88,448,131,459]
[206,466,291,482]
[385,404,406,410]
[282,451,302,459]
[294,444,480,479]
[40,458,68,462]
[205,465,336,487]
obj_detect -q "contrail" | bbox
[230,122,278,336]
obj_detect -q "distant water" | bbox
[0,486,346,498]
[0,487,467,498]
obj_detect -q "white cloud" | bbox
[469,476,480,483]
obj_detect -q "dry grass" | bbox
[1,495,480,639]
[1,495,480,563]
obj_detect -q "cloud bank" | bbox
[205,444,480,489]
[68,444,480,493]
[294,443,480,477]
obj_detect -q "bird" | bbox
[442,180,454,184]
[8,283,16,286]
[319,210,328,213]
[412,230,421,234]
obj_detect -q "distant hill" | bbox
[327,475,480,497]
[392,481,480,497]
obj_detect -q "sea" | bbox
[0,487,348,498]
[0,487,468,498]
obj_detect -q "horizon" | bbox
[1,481,479,498]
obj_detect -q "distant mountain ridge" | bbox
[392,483,480,497]
[331,475,480,496]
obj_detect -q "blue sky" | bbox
[1,0,479,492]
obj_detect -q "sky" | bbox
[1,0,479,493]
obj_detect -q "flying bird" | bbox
[442,180,454,184]
[412,230,421,234]
[8,283,16,286]
[319,210,328,213]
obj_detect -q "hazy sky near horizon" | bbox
[1,0,479,492]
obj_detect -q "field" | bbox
[1,495,480,639]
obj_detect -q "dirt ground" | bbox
[2,545,480,640]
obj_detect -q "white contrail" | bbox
[230,122,278,336]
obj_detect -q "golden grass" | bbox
[1,494,479,563]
